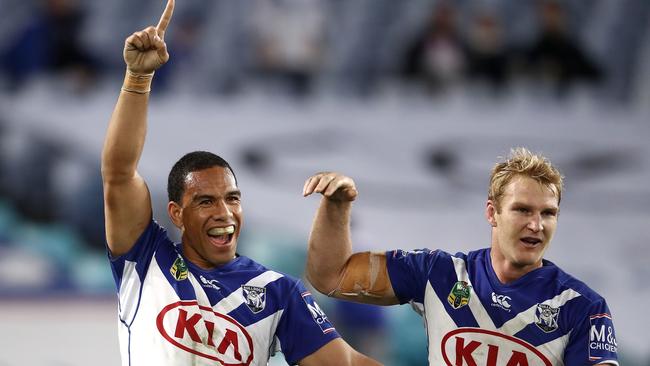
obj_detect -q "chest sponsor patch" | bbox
[588,313,617,361]
[156,300,254,365]
[441,328,552,366]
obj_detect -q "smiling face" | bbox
[486,175,559,283]
[168,166,242,269]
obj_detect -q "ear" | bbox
[168,201,184,230]
[486,200,497,227]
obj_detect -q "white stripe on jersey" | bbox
[245,308,285,362]
[498,287,581,335]
[451,256,496,329]
[118,260,141,325]
[213,271,284,314]
[536,332,568,366]
[188,272,212,305]
[422,281,459,364]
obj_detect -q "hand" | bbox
[123,0,174,74]
[303,172,358,202]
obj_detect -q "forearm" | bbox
[101,71,152,182]
[306,197,354,293]
[351,351,383,366]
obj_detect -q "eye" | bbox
[542,210,557,217]
[516,207,529,213]
[199,198,213,206]
[227,195,241,204]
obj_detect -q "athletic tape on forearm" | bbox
[121,70,154,94]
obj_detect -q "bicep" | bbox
[331,252,399,306]
[103,171,152,256]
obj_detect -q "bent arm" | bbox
[306,197,353,294]
[304,173,399,305]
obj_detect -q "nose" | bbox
[210,199,232,220]
[527,214,543,232]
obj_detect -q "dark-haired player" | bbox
[102,1,381,364]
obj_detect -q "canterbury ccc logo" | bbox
[491,292,512,310]
[156,301,254,365]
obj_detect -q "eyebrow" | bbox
[192,194,215,203]
[511,202,558,211]
[227,190,242,198]
[192,190,241,201]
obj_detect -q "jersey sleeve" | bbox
[107,219,168,290]
[275,280,340,365]
[564,299,618,365]
[385,248,440,304]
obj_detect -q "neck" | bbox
[489,248,542,285]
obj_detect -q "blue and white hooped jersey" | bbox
[386,248,618,366]
[109,220,339,366]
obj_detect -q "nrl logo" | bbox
[242,285,266,314]
[170,256,189,281]
[448,281,471,309]
[535,303,560,333]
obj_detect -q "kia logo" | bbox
[441,328,551,366]
[156,300,254,365]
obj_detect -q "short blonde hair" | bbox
[488,147,563,211]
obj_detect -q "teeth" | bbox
[208,226,235,236]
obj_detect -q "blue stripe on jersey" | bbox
[154,243,198,301]
[109,252,125,288]
[386,249,480,328]
[109,220,165,290]
[227,277,293,327]
[428,251,481,328]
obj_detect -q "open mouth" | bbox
[520,237,542,247]
[207,225,235,246]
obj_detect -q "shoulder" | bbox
[549,262,608,305]
[235,255,300,289]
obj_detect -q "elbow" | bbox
[305,270,339,296]
[101,166,137,186]
[101,156,137,184]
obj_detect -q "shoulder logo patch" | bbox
[170,256,189,281]
[448,281,472,309]
[535,303,560,333]
[242,285,266,314]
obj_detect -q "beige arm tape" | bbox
[329,252,392,300]
[121,70,154,94]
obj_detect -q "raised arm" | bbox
[101,0,174,256]
[303,172,399,305]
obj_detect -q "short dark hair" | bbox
[167,151,237,203]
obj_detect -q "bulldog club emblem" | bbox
[242,285,266,313]
[535,303,560,333]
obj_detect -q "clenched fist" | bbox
[123,0,174,74]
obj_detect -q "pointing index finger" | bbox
[156,0,175,38]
